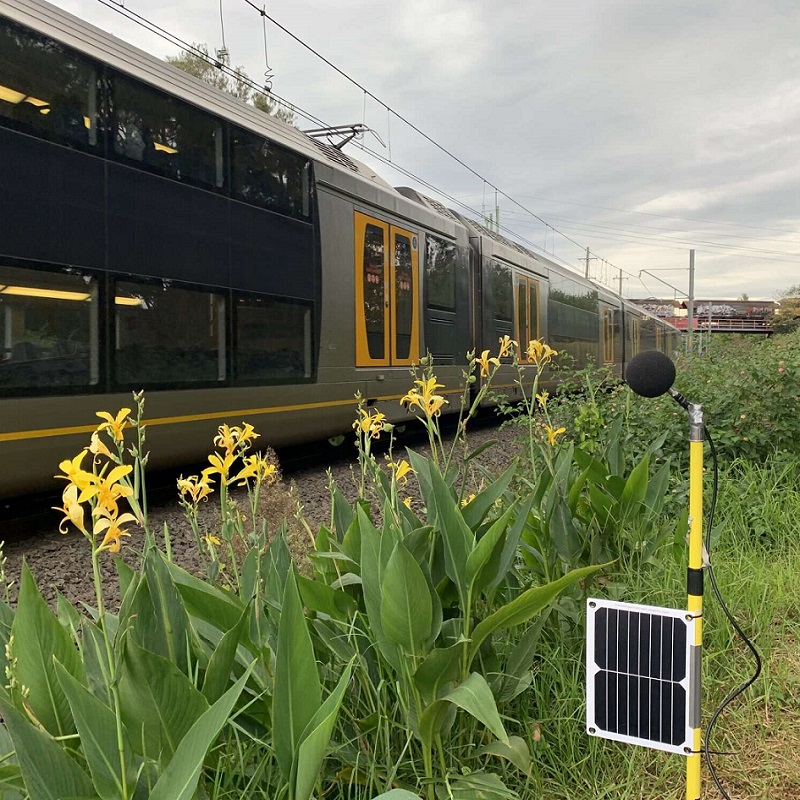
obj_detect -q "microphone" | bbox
[625,350,689,409]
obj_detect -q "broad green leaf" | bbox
[620,453,650,516]
[264,528,292,615]
[201,604,250,704]
[645,458,671,515]
[55,661,138,800]
[119,639,208,764]
[10,563,82,736]
[549,499,583,565]
[292,663,353,800]
[81,619,112,706]
[297,574,358,622]
[469,563,608,662]
[56,594,82,642]
[167,561,245,633]
[474,735,531,775]
[0,689,93,800]
[465,506,514,593]
[114,556,136,600]
[239,548,259,603]
[499,609,552,702]
[461,461,516,530]
[486,492,537,597]
[413,644,461,705]
[419,673,507,751]
[448,770,519,799]
[370,791,422,800]
[332,484,355,541]
[148,664,253,800]
[380,543,433,657]
[272,568,321,781]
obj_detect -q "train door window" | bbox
[656,327,664,352]
[111,72,223,190]
[113,279,225,386]
[234,295,312,382]
[632,319,641,355]
[516,275,540,358]
[354,213,419,367]
[0,18,98,150]
[391,228,419,364]
[602,307,614,363]
[0,264,99,391]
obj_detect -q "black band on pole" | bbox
[687,567,704,597]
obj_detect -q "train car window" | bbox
[516,276,540,359]
[0,264,99,391]
[110,72,223,190]
[0,18,98,150]
[632,319,641,355]
[230,125,311,220]
[489,261,514,323]
[393,232,414,361]
[356,218,388,365]
[425,235,456,311]
[113,279,225,386]
[234,295,312,382]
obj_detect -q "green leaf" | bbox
[620,452,650,516]
[148,664,254,800]
[413,644,461,705]
[201,604,250,704]
[56,594,82,642]
[81,619,112,706]
[114,556,136,600]
[465,506,513,594]
[474,735,531,775]
[292,663,353,800]
[10,562,83,736]
[549,499,583,565]
[645,458,671,516]
[419,672,507,751]
[486,492,537,597]
[332,484,355,541]
[272,568,321,782]
[448,770,519,799]
[0,689,94,800]
[370,791,422,800]
[167,561,245,634]
[461,461,516,530]
[55,660,138,800]
[469,563,608,662]
[119,639,208,764]
[380,543,434,657]
[297,574,358,622]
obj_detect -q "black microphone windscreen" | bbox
[625,350,676,398]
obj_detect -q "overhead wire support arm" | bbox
[302,123,371,149]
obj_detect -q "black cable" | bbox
[702,424,763,799]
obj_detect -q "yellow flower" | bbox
[53,484,87,535]
[232,454,278,486]
[353,408,386,439]
[545,425,566,446]
[536,391,550,408]
[203,452,236,485]
[498,335,517,359]
[475,350,500,378]
[461,493,477,507]
[214,424,237,456]
[526,340,558,366]
[215,423,260,455]
[78,464,133,518]
[401,377,448,418]
[204,534,221,547]
[55,450,94,490]
[95,408,131,442]
[89,432,113,460]
[233,423,259,451]
[402,497,412,509]
[177,474,214,504]
[388,459,414,486]
[93,511,138,553]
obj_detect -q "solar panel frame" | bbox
[586,598,698,755]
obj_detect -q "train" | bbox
[0,0,680,498]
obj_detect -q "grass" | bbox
[514,453,800,799]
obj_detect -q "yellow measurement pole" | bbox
[686,405,705,799]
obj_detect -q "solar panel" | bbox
[586,598,699,755]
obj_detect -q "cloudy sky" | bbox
[51,0,800,300]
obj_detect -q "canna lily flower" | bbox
[93,511,138,553]
[461,493,477,507]
[203,451,236,485]
[204,534,221,547]
[177,474,214,504]
[402,497,412,509]
[78,464,133,518]
[475,350,500,378]
[388,459,414,486]
[88,431,113,460]
[353,408,386,439]
[233,423,259,451]
[545,425,566,447]
[401,377,448,418]
[214,424,237,456]
[526,339,558,366]
[55,450,95,491]
[536,391,550,408]
[53,484,88,535]
[232,453,278,486]
[498,335,517,359]
[95,408,131,442]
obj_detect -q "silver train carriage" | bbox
[0,0,680,497]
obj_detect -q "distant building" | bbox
[628,299,778,331]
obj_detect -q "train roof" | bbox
[0,0,410,195]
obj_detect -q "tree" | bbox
[772,284,800,334]
[166,44,295,125]
[738,293,749,302]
